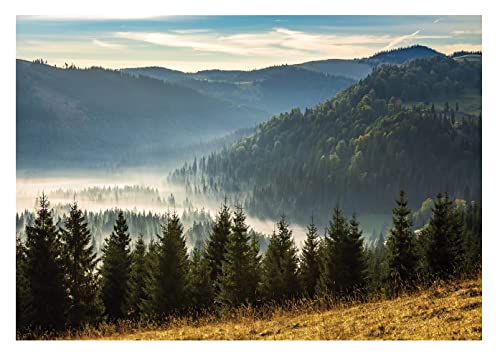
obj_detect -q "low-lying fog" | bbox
[17,168,391,249]
[16,169,311,246]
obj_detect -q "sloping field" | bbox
[68,276,481,341]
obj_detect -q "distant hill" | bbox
[360,45,443,66]
[296,45,443,80]
[16,59,265,169]
[171,55,482,224]
[123,64,355,116]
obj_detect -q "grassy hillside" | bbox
[59,276,481,340]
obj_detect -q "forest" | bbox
[16,191,481,337]
[169,55,482,226]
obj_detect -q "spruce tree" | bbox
[100,211,132,320]
[345,214,368,294]
[187,246,213,310]
[154,212,189,316]
[25,194,67,331]
[128,234,148,319]
[262,216,299,301]
[385,191,418,288]
[317,206,349,295]
[16,236,32,332]
[205,200,231,295]
[60,202,101,327]
[426,193,463,277]
[247,231,262,302]
[299,218,321,298]
[216,206,257,307]
[317,207,366,296]
[141,239,161,319]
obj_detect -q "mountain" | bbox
[16,60,266,169]
[123,64,355,116]
[296,45,443,80]
[171,55,482,225]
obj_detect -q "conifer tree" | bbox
[345,214,368,294]
[299,218,321,297]
[426,193,463,277]
[216,206,257,307]
[187,246,213,309]
[317,206,349,295]
[385,191,418,288]
[128,234,148,319]
[100,211,132,320]
[205,200,231,295]
[262,216,299,301]
[16,236,32,331]
[247,231,262,301]
[318,207,366,296]
[61,202,101,327]
[154,212,189,315]
[25,194,67,330]
[140,239,161,319]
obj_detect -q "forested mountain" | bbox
[171,55,482,226]
[123,64,354,116]
[16,60,265,169]
[297,45,442,79]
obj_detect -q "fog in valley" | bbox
[16,168,315,251]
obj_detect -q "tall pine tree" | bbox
[345,214,368,294]
[154,212,189,316]
[128,234,148,319]
[100,211,132,320]
[216,206,258,307]
[426,193,463,277]
[299,217,321,298]
[205,200,231,297]
[187,246,213,310]
[25,194,67,331]
[61,202,101,327]
[318,207,367,296]
[385,191,418,288]
[262,216,299,301]
[16,236,32,332]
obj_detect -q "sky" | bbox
[16,15,482,72]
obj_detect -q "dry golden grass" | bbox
[61,276,482,341]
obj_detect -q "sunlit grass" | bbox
[40,274,482,341]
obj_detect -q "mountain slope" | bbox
[16,60,265,169]
[297,45,443,80]
[63,276,482,340]
[171,55,482,225]
[123,64,355,116]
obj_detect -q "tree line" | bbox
[16,191,481,335]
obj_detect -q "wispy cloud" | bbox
[382,30,420,50]
[92,39,125,49]
[114,27,410,59]
[452,29,482,35]
[433,18,444,24]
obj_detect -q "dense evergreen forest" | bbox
[170,55,481,226]
[16,192,480,336]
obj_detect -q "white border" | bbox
[2,1,498,361]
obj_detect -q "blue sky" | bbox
[16,16,482,71]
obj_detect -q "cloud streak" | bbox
[92,39,125,49]
[114,27,418,59]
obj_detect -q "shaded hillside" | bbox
[16,60,265,169]
[123,64,354,116]
[171,56,482,225]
